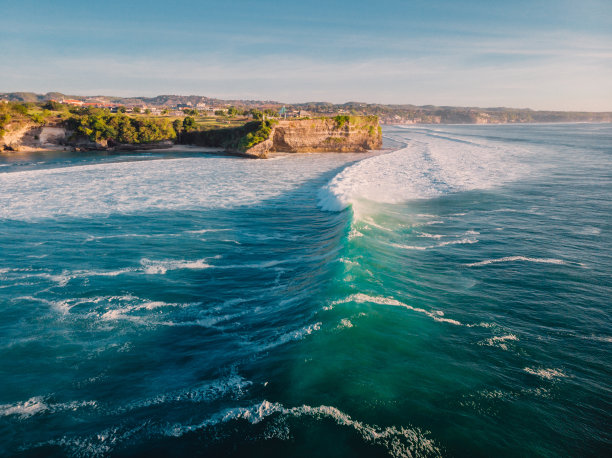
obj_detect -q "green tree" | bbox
[133,107,141,114]
[42,101,64,111]
[172,119,182,140]
[183,116,197,132]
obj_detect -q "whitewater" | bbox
[1,124,610,457]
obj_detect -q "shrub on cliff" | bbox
[334,115,350,128]
[237,120,276,151]
[179,120,276,152]
[0,113,12,137]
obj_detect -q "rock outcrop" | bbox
[245,117,382,157]
[1,123,68,152]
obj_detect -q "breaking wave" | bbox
[165,400,442,458]
[318,130,532,214]
[38,400,441,458]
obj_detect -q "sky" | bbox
[1,0,611,110]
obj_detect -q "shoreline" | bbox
[1,144,390,160]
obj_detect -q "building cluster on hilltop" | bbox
[52,97,233,117]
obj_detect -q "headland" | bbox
[0,99,382,158]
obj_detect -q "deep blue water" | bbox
[1,124,610,457]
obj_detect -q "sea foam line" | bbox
[466,256,566,267]
[116,373,252,414]
[140,257,213,275]
[254,322,323,352]
[523,367,568,380]
[165,400,441,458]
[331,293,462,326]
[0,396,97,419]
[391,237,478,251]
[40,400,440,458]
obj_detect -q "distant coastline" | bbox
[2,92,610,158]
[2,92,611,125]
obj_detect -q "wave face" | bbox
[1,124,612,457]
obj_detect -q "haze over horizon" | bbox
[1,0,611,111]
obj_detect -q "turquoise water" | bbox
[1,124,610,457]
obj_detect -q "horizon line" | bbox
[2,90,611,113]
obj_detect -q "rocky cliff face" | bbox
[1,124,68,152]
[246,117,382,157]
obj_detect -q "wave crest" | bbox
[168,400,442,457]
[318,130,531,214]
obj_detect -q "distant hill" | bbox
[1,92,610,124]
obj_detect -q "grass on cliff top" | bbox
[333,115,379,129]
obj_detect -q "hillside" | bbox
[2,92,610,125]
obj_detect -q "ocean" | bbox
[0,124,610,457]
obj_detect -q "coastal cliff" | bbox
[245,117,382,157]
[181,116,382,157]
[2,101,382,158]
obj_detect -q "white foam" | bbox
[0,397,48,419]
[466,256,566,267]
[5,267,134,287]
[415,232,444,239]
[362,217,393,231]
[166,400,441,457]
[391,237,478,251]
[0,396,97,419]
[582,335,612,343]
[119,373,252,413]
[523,367,568,380]
[338,318,354,329]
[37,399,438,457]
[318,130,533,215]
[6,257,217,286]
[348,228,364,239]
[140,258,212,275]
[332,293,462,326]
[257,322,322,351]
[20,294,196,327]
[479,334,519,351]
[0,153,369,220]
